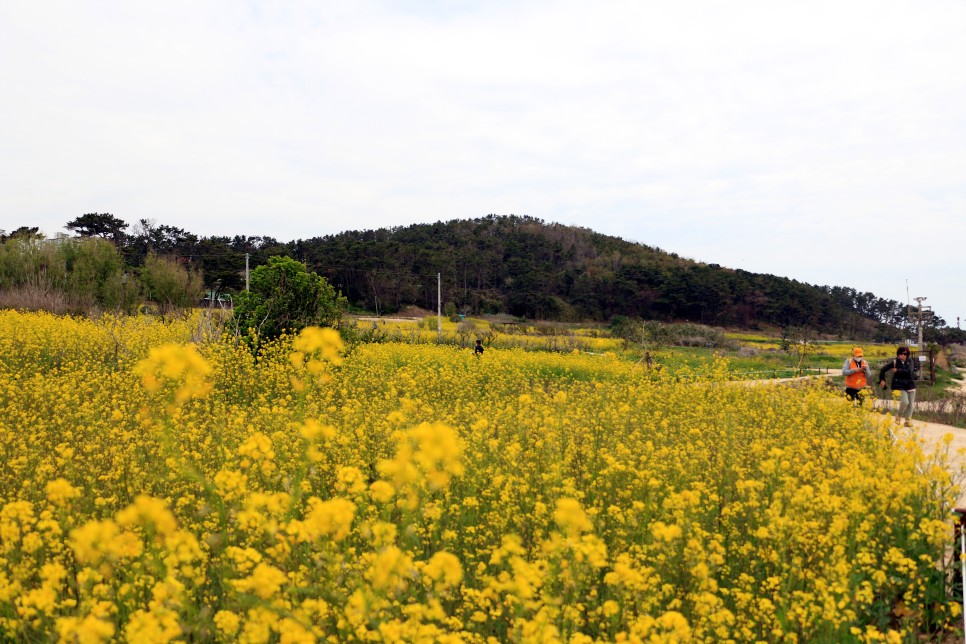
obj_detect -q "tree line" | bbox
[2,213,961,343]
[0,233,202,318]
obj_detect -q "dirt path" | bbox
[893,417,966,507]
[875,377,966,506]
[355,316,421,323]
[748,373,966,507]
[857,376,966,507]
[951,374,966,395]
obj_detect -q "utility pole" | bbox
[245,253,250,292]
[905,296,937,384]
[916,297,926,354]
[437,273,442,338]
[915,297,926,352]
[905,283,935,351]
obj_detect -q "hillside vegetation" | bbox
[295,215,915,336]
[9,215,960,343]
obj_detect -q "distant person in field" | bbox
[842,347,872,403]
[878,346,919,427]
[474,339,484,358]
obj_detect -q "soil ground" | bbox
[902,375,966,507]
[754,372,966,506]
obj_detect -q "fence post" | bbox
[952,509,966,633]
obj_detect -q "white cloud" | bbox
[1,0,963,321]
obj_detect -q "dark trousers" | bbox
[845,387,864,402]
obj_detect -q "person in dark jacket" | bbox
[878,346,919,427]
[474,339,484,357]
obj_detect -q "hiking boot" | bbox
[904,419,913,428]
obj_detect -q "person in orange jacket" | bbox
[842,347,872,403]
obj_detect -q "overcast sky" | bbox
[2,1,964,325]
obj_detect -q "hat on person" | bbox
[852,347,864,358]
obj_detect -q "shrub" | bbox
[233,256,346,344]
[140,253,204,320]
[0,236,139,314]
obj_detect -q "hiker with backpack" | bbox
[878,346,920,427]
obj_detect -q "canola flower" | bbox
[136,342,213,403]
[0,311,963,642]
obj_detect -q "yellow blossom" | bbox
[117,495,178,537]
[554,497,593,536]
[123,608,181,643]
[369,480,395,504]
[423,551,464,591]
[214,610,241,637]
[135,342,212,403]
[55,614,115,643]
[45,478,81,506]
[232,562,288,599]
[292,326,345,366]
[291,497,356,543]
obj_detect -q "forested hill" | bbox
[289,215,910,334]
[7,213,920,334]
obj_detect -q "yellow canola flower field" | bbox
[724,333,897,362]
[0,310,962,643]
[350,316,624,355]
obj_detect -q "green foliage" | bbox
[10,214,955,340]
[0,226,43,242]
[611,317,726,350]
[297,215,917,333]
[65,212,129,242]
[233,256,346,342]
[0,236,139,313]
[123,219,198,268]
[141,253,204,319]
[0,237,58,284]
